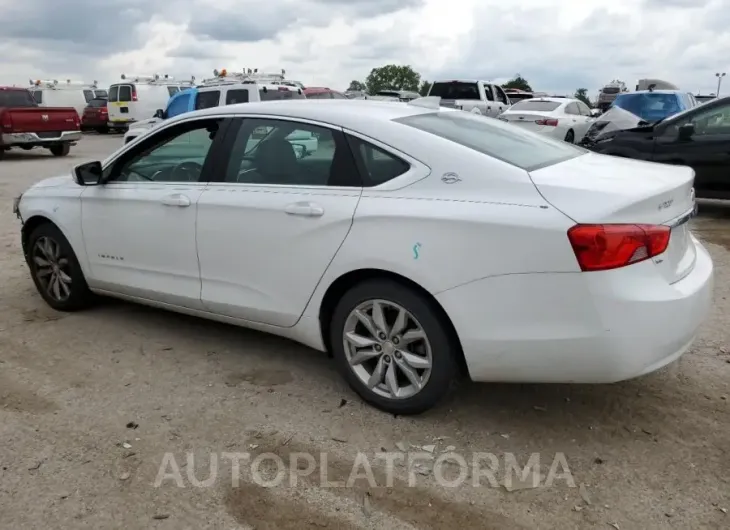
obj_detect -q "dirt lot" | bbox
[1,135,729,529]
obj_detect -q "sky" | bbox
[0,0,728,98]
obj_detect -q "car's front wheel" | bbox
[27,223,94,311]
[330,279,460,415]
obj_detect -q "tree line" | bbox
[347,66,593,107]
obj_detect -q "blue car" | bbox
[610,90,698,123]
[123,87,197,143]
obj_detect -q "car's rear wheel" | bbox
[27,223,93,311]
[564,130,575,143]
[49,144,70,157]
[330,279,459,415]
[97,127,109,134]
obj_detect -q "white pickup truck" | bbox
[427,80,511,118]
[123,76,318,157]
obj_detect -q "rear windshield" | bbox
[109,84,133,102]
[510,100,561,111]
[88,98,107,108]
[602,87,620,94]
[259,89,306,101]
[612,93,683,121]
[429,82,481,100]
[395,111,583,171]
[0,89,38,107]
[507,93,534,104]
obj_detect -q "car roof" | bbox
[182,99,440,134]
[618,90,684,95]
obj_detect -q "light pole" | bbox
[716,72,726,96]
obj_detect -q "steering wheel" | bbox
[170,161,204,181]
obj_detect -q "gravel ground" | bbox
[1,135,729,529]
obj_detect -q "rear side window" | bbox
[195,90,220,110]
[225,89,249,104]
[118,85,133,102]
[346,136,410,186]
[395,111,583,171]
[108,85,119,102]
[429,82,481,100]
[31,90,42,104]
[510,100,561,111]
[0,90,38,107]
[258,88,306,101]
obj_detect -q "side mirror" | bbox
[678,123,695,140]
[73,161,103,186]
[291,144,306,159]
[153,109,165,119]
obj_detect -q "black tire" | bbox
[49,144,70,157]
[329,279,460,415]
[97,127,109,134]
[26,223,94,311]
[564,130,575,143]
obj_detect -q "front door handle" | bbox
[284,201,324,217]
[160,193,191,207]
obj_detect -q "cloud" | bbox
[0,0,728,98]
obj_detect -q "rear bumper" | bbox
[108,119,135,131]
[81,117,107,128]
[436,235,714,383]
[1,130,82,146]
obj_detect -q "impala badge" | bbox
[41,114,49,122]
[441,172,461,184]
[657,198,673,211]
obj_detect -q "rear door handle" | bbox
[160,193,191,207]
[284,201,324,217]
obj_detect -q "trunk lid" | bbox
[530,151,697,284]
[499,111,556,132]
[6,107,79,133]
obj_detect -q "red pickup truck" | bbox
[0,86,81,159]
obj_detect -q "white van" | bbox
[107,74,194,131]
[28,79,106,118]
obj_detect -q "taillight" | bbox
[567,224,671,272]
[132,89,138,101]
[1,112,12,130]
[536,118,559,126]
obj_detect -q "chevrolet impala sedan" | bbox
[13,98,713,414]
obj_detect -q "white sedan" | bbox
[499,97,595,143]
[12,98,713,415]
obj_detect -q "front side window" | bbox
[83,90,94,103]
[222,118,359,187]
[688,102,730,136]
[495,86,509,105]
[395,111,583,171]
[195,90,220,110]
[167,86,179,97]
[107,118,223,183]
[30,90,42,104]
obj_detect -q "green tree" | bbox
[501,74,532,92]
[347,80,366,92]
[419,80,432,96]
[365,64,421,94]
[574,88,592,107]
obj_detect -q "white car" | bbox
[498,97,595,143]
[12,99,713,415]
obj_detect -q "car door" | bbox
[195,116,363,327]
[80,116,230,308]
[574,101,594,141]
[654,101,730,198]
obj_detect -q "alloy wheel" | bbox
[342,299,433,400]
[32,236,72,302]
